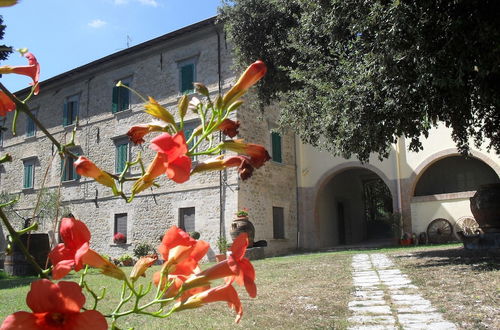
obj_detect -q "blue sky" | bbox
[1,0,221,92]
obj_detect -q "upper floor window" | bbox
[178,58,197,94]
[112,78,131,113]
[63,94,79,126]
[23,158,36,189]
[61,150,80,182]
[115,139,129,174]
[26,110,37,138]
[271,131,282,163]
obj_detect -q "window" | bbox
[271,131,282,163]
[114,213,128,243]
[179,207,195,232]
[26,110,37,137]
[61,153,80,182]
[178,58,197,94]
[23,159,35,189]
[273,206,285,239]
[115,140,129,174]
[63,94,79,126]
[112,79,131,113]
[183,119,200,157]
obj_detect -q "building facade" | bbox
[0,17,499,261]
[0,18,298,260]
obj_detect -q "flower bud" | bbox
[178,94,188,119]
[193,82,209,97]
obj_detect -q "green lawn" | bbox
[1,244,498,329]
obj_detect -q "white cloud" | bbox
[138,0,158,7]
[88,19,107,29]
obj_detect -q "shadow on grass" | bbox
[393,247,500,271]
[0,276,38,290]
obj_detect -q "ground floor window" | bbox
[179,207,195,233]
[114,213,128,244]
[273,206,285,239]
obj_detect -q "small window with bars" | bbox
[112,78,131,113]
[114,213,128,244]
[179,207,195,233]
[273,206,285,239]
[63,94,79,126]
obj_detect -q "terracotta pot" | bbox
[470,183,500,233]
[399,239,412,246]
[215,254,227,262]
[230,216,255,248]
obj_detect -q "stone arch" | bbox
[409,148,500,197]
[312,162,398,247]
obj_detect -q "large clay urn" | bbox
[470,183,500,233]
[230,216,255,248]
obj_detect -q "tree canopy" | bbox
[219,0,500,161]
[0,15,11,61]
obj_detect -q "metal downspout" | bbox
[215,24,225,239]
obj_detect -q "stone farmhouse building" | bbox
[1,17,499,260]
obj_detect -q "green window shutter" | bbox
[180,64,194,93]
[60,157,66,181]
[112,86,119,113]
[116,143,127,173]
[73,156,80,180]
[26,115,35,137]
[72,101,79,124]
[61,154,79,181]
[23,163,32,189]
[63,102,69,126]
[271,132,282,163]
[120,84,130,111]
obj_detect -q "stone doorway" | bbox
[316,168,395,247]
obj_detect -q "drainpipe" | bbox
[294,134,300,250]
[215,24,225,239]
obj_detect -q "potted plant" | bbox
[114,232,127,244]
[119,254,134,267]
[133,242,154,259]
[229,208,255,248]
[400,232,412,246]
[215,236,228,262]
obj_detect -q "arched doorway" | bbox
[316,167,395,247]
[414,155,499,196]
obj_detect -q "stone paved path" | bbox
[348,253,457,330]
